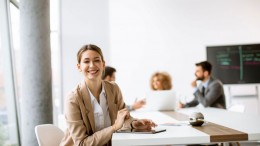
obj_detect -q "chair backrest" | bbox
[35,124,64,146]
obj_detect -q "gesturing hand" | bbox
[132,99,146,110]
[178,102,184,109]
[112,108,130,131]
[131,119,157,130]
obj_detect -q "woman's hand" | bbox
[112,108,130,131]
[131,119,157,130]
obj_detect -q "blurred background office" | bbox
[1,0,260,145]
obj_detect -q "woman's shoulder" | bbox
[65,83,82,102]
[64,84,84,112]
[103,80,120,91]
[103,80,118,87]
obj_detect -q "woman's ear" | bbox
[77,64,82,72]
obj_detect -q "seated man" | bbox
[179,61,226,109]
[102,66,145,111]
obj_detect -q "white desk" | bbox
[112,107,260,146]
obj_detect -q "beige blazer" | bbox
[60,81,134,146]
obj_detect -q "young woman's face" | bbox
[152,76,163,90]
[77,50,105,80]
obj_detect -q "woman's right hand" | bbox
[112,108,130,131]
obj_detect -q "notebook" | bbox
[145,90,176,111]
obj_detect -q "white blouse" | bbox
[87,84,111,131]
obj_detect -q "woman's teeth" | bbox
[89,70,98,74]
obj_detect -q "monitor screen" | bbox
[206,44,260,84]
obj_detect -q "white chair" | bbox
[35,124,64,146]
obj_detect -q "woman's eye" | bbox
[84,61,90,63]
[94,60,101,62]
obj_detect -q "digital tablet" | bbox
[116,128,166,134]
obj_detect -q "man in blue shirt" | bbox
[179,61,226,109]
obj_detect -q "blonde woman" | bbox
[150,72,172,90]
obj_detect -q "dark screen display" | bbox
[207,44,260,84]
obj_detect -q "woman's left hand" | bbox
[131,119,157,130]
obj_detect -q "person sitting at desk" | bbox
[60,44,156,146]
[150,71,172,90]
[178,61,226,109]
[102,66,146,111]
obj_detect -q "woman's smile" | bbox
[88,69,99,75]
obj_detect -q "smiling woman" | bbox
[76,44,105,83]
[60,44,157,146]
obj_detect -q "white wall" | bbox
[61,0,260,113]
[109,0,260,108]
[61,0,110,98]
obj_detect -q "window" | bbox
[0,0,62,145]
[0,1,20,145]
[50,0,62,124]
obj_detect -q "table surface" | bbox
[112,107,260,146]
